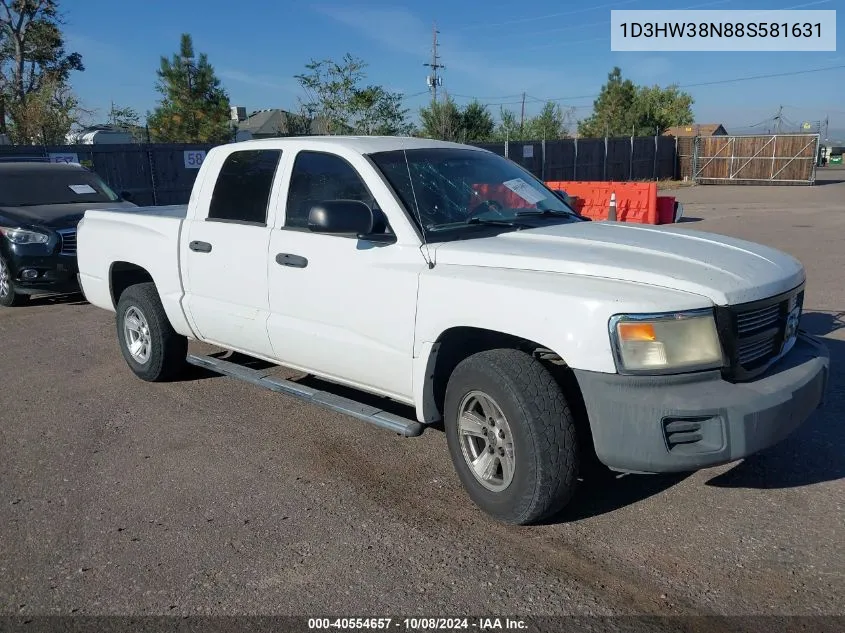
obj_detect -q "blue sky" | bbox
[65,0,844,136]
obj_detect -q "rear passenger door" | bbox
[181,148,282,357]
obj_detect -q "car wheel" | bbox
[116,282,187,382]
[444,348,580,525]
[0,254,28,307]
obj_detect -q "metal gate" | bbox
[693,134,819,185]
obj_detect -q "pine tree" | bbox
[147,34,233,143]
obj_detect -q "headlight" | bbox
[0,226,50,245]
[610,309,724,373]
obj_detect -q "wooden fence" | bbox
[693,134,819,185]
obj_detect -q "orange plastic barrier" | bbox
[545,181,659,224]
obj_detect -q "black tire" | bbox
[444,348,580,525]
[115,282,187,382]
[0,254,28,307]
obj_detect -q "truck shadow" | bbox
[705,310,844,491]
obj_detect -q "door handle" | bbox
[189,240,212,253]
[275,253,308,268]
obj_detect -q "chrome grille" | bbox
[57,228,77,255]
[736,304,780,335]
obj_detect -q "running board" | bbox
[186,353,425,438]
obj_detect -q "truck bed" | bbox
[77,203,192,337]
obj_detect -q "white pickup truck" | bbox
[77,137,829,524]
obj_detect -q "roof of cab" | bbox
[221,135,490,155]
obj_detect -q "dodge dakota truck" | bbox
[76,137,830,525]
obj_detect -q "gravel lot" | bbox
[1,169,843,624]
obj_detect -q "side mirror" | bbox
[120,190,133,202]
[308,200,373,235]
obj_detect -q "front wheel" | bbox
[0,254,28,307]
[116,282,187,382]
[444,348,580,525]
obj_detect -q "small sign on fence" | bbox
[48,152,79,164]
[522,145,534,158]
[184,150,207,169]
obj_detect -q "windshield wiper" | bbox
[514,209,577,218]
[465,217,533,229]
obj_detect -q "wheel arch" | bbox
[109,261,155,309]
[417,326,590,440]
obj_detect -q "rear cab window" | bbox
[207,149,282,226]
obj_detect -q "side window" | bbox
[208,149,282,225]
[284,151,376,229]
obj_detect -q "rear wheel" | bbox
[116,282,187,382]
[0,255,28,307]
[444,348,580,525]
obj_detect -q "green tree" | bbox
[578,67,694,137]
[634,84,694,135]
[295,54,410,135]
[459,100,494,142]
[577,67,638,137]
[147,33,233,143]
[492,107,522,141]
[525,102,570,140]
[0,0,84,141]
[418,96,462,141]
[350,85,412,135]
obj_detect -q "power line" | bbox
[463,0,831,54]
[457,65,845,108]
[452,0,641,32]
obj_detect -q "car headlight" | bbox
[0,226,50,245]
[609,309,724,373]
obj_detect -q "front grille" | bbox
[57,228,77,255]
[716,284,804,382]
[736,304,780,334]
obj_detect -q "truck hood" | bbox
[431,221,805,306]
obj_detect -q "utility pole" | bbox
[774,105,783,134]
[520,92,526,135]
[423,23,445,103]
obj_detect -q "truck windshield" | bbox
[0,167,121,207]
[369,148,579,239]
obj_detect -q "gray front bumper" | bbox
[573,332,829,474]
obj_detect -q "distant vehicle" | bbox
[0,161,136,307]
[76,137,828,525]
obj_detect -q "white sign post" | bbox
[184,150,207,169]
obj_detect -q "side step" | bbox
[186,353,425,438]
